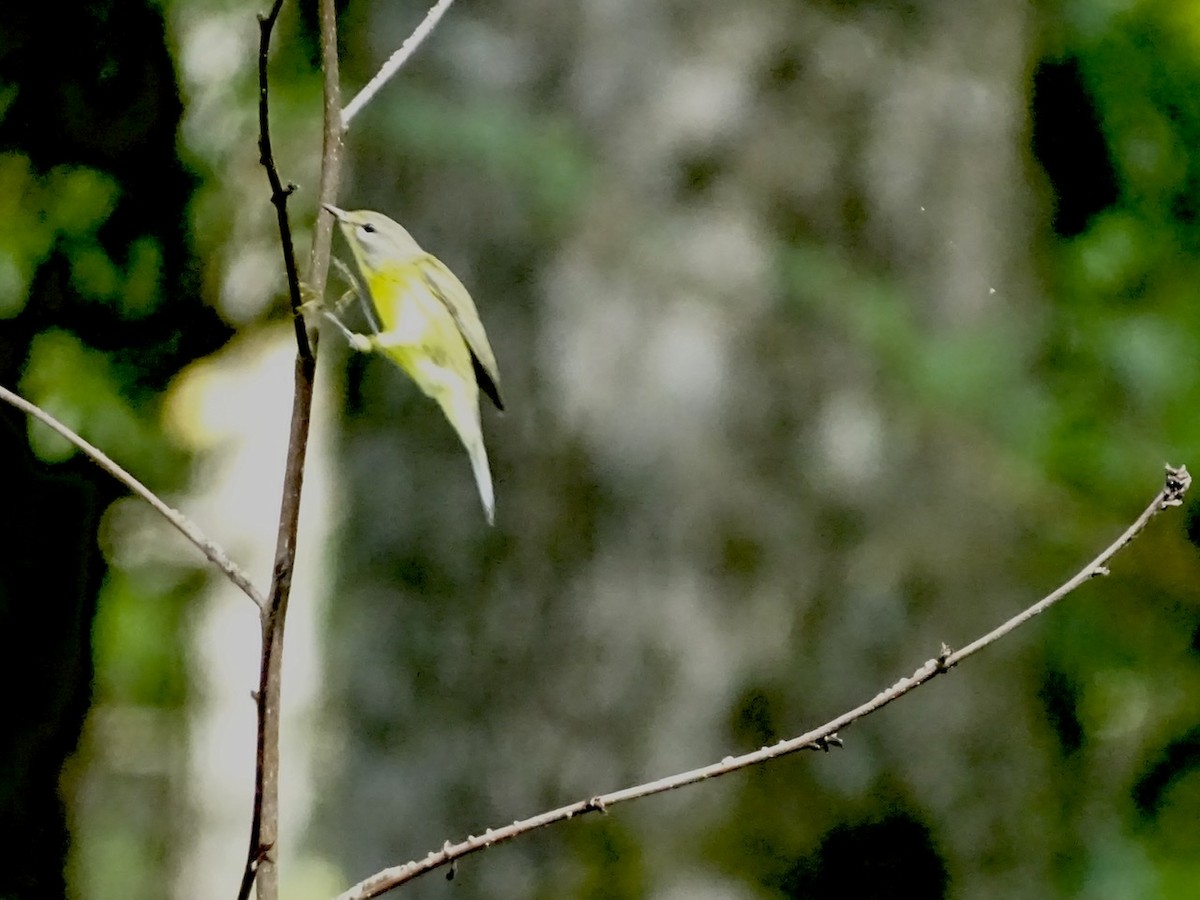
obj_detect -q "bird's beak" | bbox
[323,203,348,221]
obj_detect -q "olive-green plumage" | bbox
[324,204,503,524]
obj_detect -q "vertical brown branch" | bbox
[239,0,342,898]
[311,0,344,295]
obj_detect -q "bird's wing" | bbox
[419,254,504,410]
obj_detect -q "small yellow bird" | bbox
[323,204,503,524]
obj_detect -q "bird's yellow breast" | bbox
[366,269,442,339]
[365,267,474,397]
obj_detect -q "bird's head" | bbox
[324,204,424,273]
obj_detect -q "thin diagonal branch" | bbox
[0,382,265,608]
[341,0,457,127]
[335,464,1190,899]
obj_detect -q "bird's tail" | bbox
[465,433,495,526]
[436,388,495,525]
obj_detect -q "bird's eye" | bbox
[361,223,376,234]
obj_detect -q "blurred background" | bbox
[3,0,1200,898]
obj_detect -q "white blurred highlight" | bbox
[164,326,343,900]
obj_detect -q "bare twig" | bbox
[239,2,297,895]
[946,463,1190,663]
[335,465,1191,899]
[256,0,310,348]
[0,383,266,608]
[341,0,457,126]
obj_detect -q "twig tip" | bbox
[1163,463,1191,507]
[935,643,955,672]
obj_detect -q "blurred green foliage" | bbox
[321,2,1200,898]
[370,87,592,234]
[0,0,222,896]
[21,329,185,483]
[92,565,196,707]
[3,0,1200,899]
[0,156,118,317]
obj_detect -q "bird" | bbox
[322,204,503,524]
